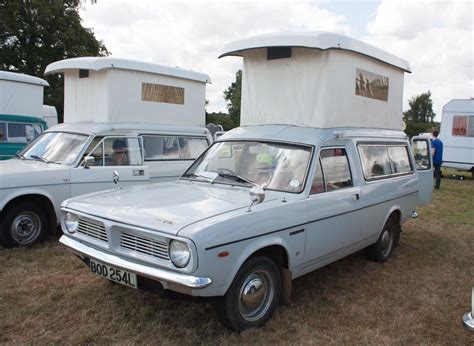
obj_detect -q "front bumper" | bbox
[60,235,212,290]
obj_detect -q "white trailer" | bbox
[439,99,474,173]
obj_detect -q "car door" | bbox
[70,136,149,197]
[303,146,363,268]
[411,136,433,204]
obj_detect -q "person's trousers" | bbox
[434,164,441,189]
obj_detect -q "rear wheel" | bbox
[367,216,399,262]
[0,202,49,248]
[215,256,281,332]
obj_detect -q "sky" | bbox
[79,0,473,121]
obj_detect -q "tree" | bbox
[223,69,242,126]
[0,0,109,122]
[403,91,436,137]
[206,112,237,131]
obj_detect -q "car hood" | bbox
[64,181,265,235]
[0,158,69,189]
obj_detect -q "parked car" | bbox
[0,114,47,160]
[58,125,433,330]
[0,121,212,248]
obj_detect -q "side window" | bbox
[0,122,6,142]
[310,159,325,194]
[320,148,353,191]
[178,137,208,159]
[7,123,27,143]
[452,115,474,137]
[143,135,208,160]
[103,137,143,166]
[359,144,414,178]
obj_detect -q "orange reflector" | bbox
[218,251,229,258]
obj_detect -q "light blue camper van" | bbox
[0,71,50,159]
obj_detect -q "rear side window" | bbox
[142,135,208,160]
[311,148,353,193]
[358,144,413,180]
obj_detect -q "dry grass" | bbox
[1,177,473,344]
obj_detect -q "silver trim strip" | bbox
[60,235,212,289]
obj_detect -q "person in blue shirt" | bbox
[431,130,443,189]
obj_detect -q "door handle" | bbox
[352,193,360,201]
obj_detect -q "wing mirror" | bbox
[113,170,122,189]
[247,186,265,212]
[83,156,95,169]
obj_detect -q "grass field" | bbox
[1,174,473,343]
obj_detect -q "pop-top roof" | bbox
[44,57,211,83]
[0,71,49,86]
[219,31,411,73]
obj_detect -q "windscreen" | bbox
[182,141,312,193]
[21,132,90,165]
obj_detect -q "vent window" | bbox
[267,47,292,60]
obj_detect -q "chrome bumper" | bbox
[59,235,212,289]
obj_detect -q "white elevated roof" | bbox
[0,71,49,86]
[45,57,211,83]
[219,31,411,73]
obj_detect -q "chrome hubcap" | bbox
[380,228,393,258]
[238,270,274,322]
[11,212,41,245]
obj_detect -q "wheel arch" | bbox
[220,239,291,296]
[385,205,402,226]
[0,193,57,232]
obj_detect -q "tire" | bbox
[215,256,281,332]
[0,202,49,248]
[366,216,399,263]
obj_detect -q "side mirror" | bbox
[113,170,122,189]
[247,186,265,212]
[84,156,95,169]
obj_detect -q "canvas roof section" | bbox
[45,57,212,83]
[0,71,49,86]
[219,31,411,73]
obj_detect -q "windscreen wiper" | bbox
[30,155,59,164]
[182,171,218,183]
[217,172,257,186]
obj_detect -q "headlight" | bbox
[65,212,79,234]
[169,240,191,268]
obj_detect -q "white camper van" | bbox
[439,99,474,174]
[0,58,212,248]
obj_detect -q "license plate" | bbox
[89,259,137,289]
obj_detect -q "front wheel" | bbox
[0,202,49,248]
[215,256,281,332]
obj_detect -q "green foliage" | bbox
[206,112,237,131]
[403,91,436,137]
[0,0,109,122]
[223,70,242,126]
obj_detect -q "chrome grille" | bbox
[77,218,108,242]
[120,232,170,261]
